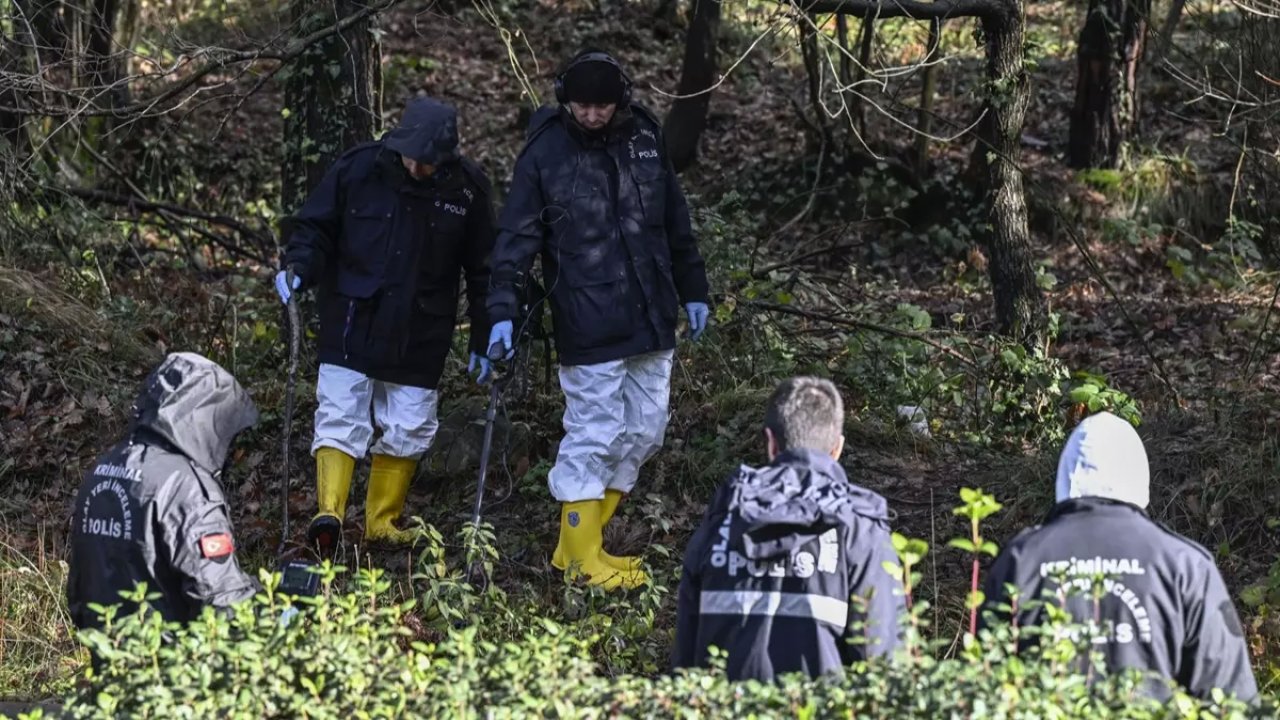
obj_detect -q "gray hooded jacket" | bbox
[66,352,260,630]
[981,412,1257,702]
[673,449,905,681]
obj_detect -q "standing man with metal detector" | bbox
[487,48,711,590]
[276,96,495,553]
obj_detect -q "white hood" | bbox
[1055,411,1150,509]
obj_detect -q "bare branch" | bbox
[42,185,273,264]
[799,0,1005,21]
[0,0,405,119]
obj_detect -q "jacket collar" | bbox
[770,447,844,478]
[1046,496,1148,523]
[560,105,637,149]
[374,146,463,196]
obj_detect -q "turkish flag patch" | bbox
[199,533,234,559]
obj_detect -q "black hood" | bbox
[729,449,890,560]
[383,97,460,166]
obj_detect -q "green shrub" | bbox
[34,521,1273,720]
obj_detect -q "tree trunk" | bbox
[837,14,853,120]
[85,0,129,109]
[2,4,33,152]
[1151,0,1186,65]
[914,18,942,174]
[663,0,721,172]
[1067,0,1151,169]
[282,0,382,213]
[799,12,831,145]
[853,15,874,136]
[976,6,1045,344]
[14,0,67,65]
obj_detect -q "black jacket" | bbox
[283,98,493,388]
[980,498,1258,702]
[487,104,709,366]
[672,449,905,681]
[66,353,260,630]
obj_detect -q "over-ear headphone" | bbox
[553,51,633,107]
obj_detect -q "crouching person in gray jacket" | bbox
[672,376,906,681]
[67,352,260,632]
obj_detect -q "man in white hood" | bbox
[980,411,1257,702]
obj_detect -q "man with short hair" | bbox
[277,96,494,551]
[671,377,906,681]
[981,411,1257,702]
[67,352,260,631]
[487,48,710,590]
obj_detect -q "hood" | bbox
[525,104,636,147]
[383,97,460,166]
[1055,411,1149,509]
[729,448,889,560]
[131,352,259,474]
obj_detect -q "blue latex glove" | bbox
[488,320,514,360]
[685,302,710,341]
[274,270,301,305]
[279,606,299,627]
[468,352,492,384]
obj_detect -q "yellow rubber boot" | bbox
[600,488,626,526]
[363,454,419,546]
[556,500,647,590]
[308,448,356,553]
[552,490,642,572]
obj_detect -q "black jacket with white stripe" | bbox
[672,449,906,681]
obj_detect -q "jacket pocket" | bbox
[652,257,680,325]
[632,166,667,227]
[340,205,391,267]
[561,258,634,350]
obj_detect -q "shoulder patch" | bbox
[199,533,235,559]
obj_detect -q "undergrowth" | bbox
[21,493,1275,718]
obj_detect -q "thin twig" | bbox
[746,300,978,367]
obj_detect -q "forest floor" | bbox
[3,0,1279,705]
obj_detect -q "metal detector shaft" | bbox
[470,378,500,531]
[279,269,301,557]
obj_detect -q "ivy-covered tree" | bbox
[281,0,383,209]
[1067,0,1152,169]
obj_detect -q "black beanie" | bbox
[562,59,626,105]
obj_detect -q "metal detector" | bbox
[463,273,538,587]
[276,267,321,598]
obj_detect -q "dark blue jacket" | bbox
[673,449,906,681]
[283,98,493,388]
[980,498,1258,702]
[487,104,708,366]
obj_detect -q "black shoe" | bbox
[307,515,341,556]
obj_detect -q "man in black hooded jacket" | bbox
[276,96,494,551]
[672,377,905,681]
[67,352,260,631]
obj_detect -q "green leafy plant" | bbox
[1068,371,1142,426]
[948,487,1003,636]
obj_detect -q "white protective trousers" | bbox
[548,349,675,502]
[311,363,440,460]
